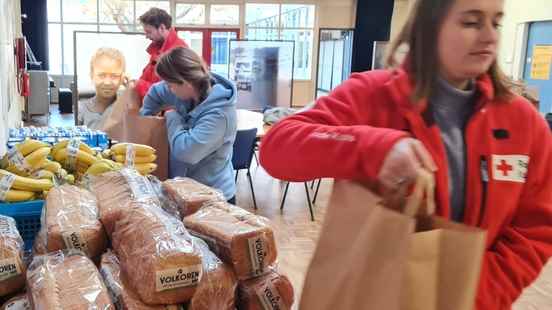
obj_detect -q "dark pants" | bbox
[227,196,236,205]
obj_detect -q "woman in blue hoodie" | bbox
[140,47,238,203]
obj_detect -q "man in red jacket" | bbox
[136,7,187,102]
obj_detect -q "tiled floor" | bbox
[24,104,74,127]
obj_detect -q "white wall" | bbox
[292,0,357,107]
[0,0,24,155]
[499,0,552,79]
[390,0,410,42]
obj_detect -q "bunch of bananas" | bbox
[1,139,52,176]
[0,169,54,202]
[110,143,157,176]
[52,139,99,177]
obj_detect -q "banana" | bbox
[54,148,99,167]
[52,140,94,157]
[134,163,157,175]
[24,147,51,169]
[39,160,63,174]
[30,169,55,180]
[64,174,75,184]
[0,169,53,192]
[113,153,157,164]
[16,139,50,157]
[1,189,35,202]
[111,143,156,156]
[5,164,30,177]
[0,155,8,169]
[101,149,112,159]
[86,161,114,176]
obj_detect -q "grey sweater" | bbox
[430,77,476,222]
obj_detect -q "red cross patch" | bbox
[491,155,529,183]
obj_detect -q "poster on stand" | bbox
[229,40,294,112]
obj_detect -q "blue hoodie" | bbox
[140,73,237,200]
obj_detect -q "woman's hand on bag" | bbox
[378,138,437,192]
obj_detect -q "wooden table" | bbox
[237,109,270,138]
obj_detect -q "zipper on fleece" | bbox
[478,155,489,226]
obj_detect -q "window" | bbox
[99,0,134,24]
[135,1,170,23]
[175,4,205,25]
[245,3,315,80]
[210,5,239,25]
[62,0,98,23]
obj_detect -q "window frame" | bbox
[47,0,316,81]
[245,3,316,80]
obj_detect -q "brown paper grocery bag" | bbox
[299,181,415,310]
[102,88,169,180]
[299,176,486,310]
[403,216,486,310]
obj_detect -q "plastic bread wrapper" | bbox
[161,177,226,219]
[183,201,278,281]
[26,250,114,310]
[91,168,161,235]
[188,237,237,310]
[112,201,204,305]
[34,184,107,258]
[0,215,26,297]
[147,175,182,220]
[99,250,185,310]
[1,294,30,310]
[237,269,295,310]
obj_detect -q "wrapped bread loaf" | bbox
[91,168,159,235]
[34,184,107,258]
[183,201,277,280]
[100,250,183,310]
[162,178,225,218]
[1,294,30,310]
[112,202,203,305]
[188,237,237,310]
[0,215,25,297]
[26,251,114,309]
[237,270,295,310]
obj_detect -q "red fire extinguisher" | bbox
[15,37,30,97]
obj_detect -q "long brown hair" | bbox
[156,47,212,102]
[385,0,513,102]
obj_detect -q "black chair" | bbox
[280,181,315,221]
[232,128,258,209]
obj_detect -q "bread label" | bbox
[256,281,287,310]
[7,147,31,173]
[0,174,16,201]
[0,258,22,282]
[248,236,268,276]
[62,231,89,254]
[4,298,30,310]
[155,265,202,292]
[120,169,155,201]
[66,139,81,170]
[125,144,135,167]
[0,216,16,235]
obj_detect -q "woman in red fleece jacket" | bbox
[259,0,552,309]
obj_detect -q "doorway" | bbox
[314,29,354,99]
[176,28,240,77]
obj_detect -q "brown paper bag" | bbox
[102,88,169,180]
[299,178,486,310]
